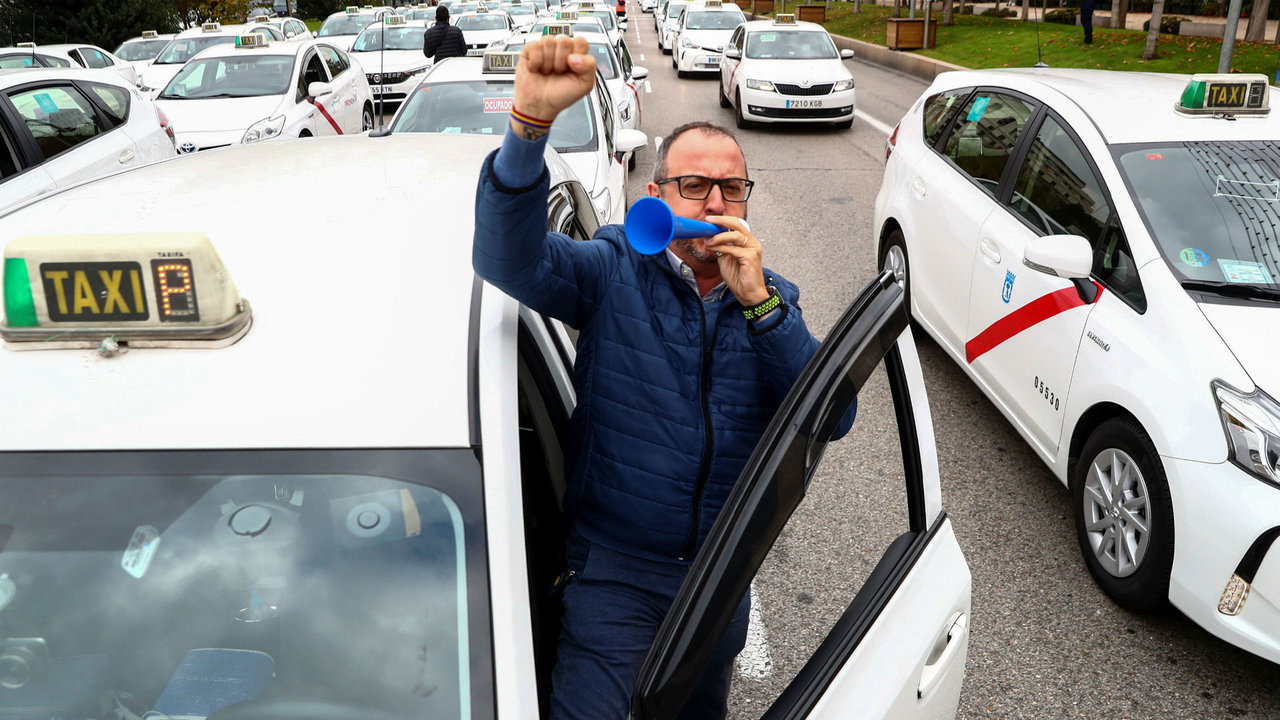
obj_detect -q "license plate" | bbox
[703,56,720,65]
[371,86,385,95]
[785,99,823,108]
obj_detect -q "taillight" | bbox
[156,107,174,145]
[885,121,899,162]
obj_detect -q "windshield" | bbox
[0,449,482,720]
[585,42,618,79]
[531,20,607,33]
[746,29,837,58]
[155,36,237,64]
[683,11,742,29]
[114,38,169,61]
[1117,141,1280,289]
[508,4,536,14]
[456,14,509,30]
[579,10,616,29]
[159,54,295,99]
[352,26,428,51]
[318,14,376,36]
[393,79,597,153]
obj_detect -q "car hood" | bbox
[349,49,431,73]
[1199,302,1280,393]
[681,29,732,49]
[155,95,285,134]
[140,63,182,92]
[462,29,511,44]
[744,58,852,83]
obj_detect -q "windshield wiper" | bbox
[1181,279,1280,303]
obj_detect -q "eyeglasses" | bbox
[656,175,755,202]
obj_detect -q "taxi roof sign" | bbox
[202,21,222,32]
[556,9,579,18]
[2,234,251,348]
[773,12,796,23]
[482,49,520,72]
[1176,73,1270,116]
[704,0,723,7]
[235,34,268,48]
[254,14,272,21]
[542,21,573,35]
[386,13,407,23]
[141,30,159,38]
[346,5,360,12]
[16,42,35,48]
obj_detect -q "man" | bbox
[422,6,466,63]
[1080,0,1095,44]
[472,36,854,720]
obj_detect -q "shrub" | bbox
[1045,7,1077,23]
[980,7,1016,16]
[1142,14,1185,33]
[960,4,974,13]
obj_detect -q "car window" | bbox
[941,91,1035,193]
[114,39,169,61]
[40,54,70,68]
[75,48,108,68]
[1094,219,1145,310]
[87,83,130,122]
[255,26,286,41]
[155,36,237,64]
[0,123,22,179]
[0,54,40,69]
[6,85,107,160]
[317,46,348,77]
[616,39,633,78]
[586,43,618,80]
[298,52,330,100]
[1008,115,1109,243]
[921,87,971,148]
[594,83,613,150]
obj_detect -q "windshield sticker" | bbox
[1002,270,1015,303]
[966,96,990,122]
[33,93,58,114]
[483,96,514,113]
[1180,248,1210,268]
[1145,153,1164,160]
[1214,175,1280,203]
[1218,259,1275,284]
[759,32,776,41]
[121,525,160,579]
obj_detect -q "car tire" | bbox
[734,90,750,129]
[362,104,375,132]
[298,130,312,138]
[672,54,678,70]
[628,152,636,171]
[1071,417,1174,611]
[877,228,920,330]
[718,82,730,108]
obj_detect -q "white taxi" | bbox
[0,67,174,213]
[655,0,687,54]
[139,22,283,97]
[390,49,644,224]
[504,0,542,31]
[561,2,626,49]
[0,45,73,69]
[672,0,743,77]
[456,9,517,56]
[155,35,374,154]
[348,15,432,104]
[718,15,855,129]
[315,7,383,51]
[0,131,968,720]
[25,43,138,86]
[875,68,1280,665]
[253,14,316,40]
[113,31,176,78]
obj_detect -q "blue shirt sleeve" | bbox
[492,124,550,189]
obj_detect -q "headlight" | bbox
[680,36,696,48]
[832,78,854,92]
[242,115,286,144]
[1214,380,1280,486]
[746,79,775,92]
[408,65,430,76]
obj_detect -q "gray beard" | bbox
[674,236,717,264]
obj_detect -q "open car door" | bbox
[632,273,971,720]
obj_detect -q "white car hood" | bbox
[324,35,359,52]
[1200,303,1280,393]
[462,29,511,45]
[681,28,731,50]
[349,49,431,73]
[140,63,183,92]
[155,95,285,134]
[745,57,852,83]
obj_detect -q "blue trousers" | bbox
[549,538,751,720]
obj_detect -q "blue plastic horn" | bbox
[624,196,726,255]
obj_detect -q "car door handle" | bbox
[910,176,926,199]
[118,149,136,164]
[918,612,968,699]
[979,238,1001,264]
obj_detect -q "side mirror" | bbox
[308,81,333,98]
[631,65,649,80]
[839,48,854,59]
[1023,234,1093,279]
[614,127,647,154]
[724,47,741,60]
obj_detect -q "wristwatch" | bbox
[743,285,784,321]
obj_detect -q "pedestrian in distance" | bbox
[423,6,467,63]
[1080,0,1096,44]
[471,34,856,720]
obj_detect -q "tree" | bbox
[0,0,178,49]
[1143,0,1164,58]
[1111,0,1128,28]
[175,0,257,26]
[1244,0,1269,41]
[1020,0,1030,21]
[297,0,343,19]
[943,0,955,25]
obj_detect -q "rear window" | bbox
[921,88,970,147]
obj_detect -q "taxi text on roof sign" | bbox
[142,30,158,38]
[235,34,268,48]
[542,22,573,35]
[386,13,407,24]
[202,21,221,32]
[483,50,520,72]
[346,5,359,13]
[773,12,796,23]
[556,10,579,19]
[16,42,35,48]
[1176,73,1270,116]
[254,14,271,22]
[704,0,722,6]
[1,234,251,348]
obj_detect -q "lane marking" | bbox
[965,281,1103,363]
[736,584,773,679]
[854,109,894,136]
[645,80,652,93]
[654,135,663,151]
[640,53,645,60]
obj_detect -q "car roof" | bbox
[0,134,576,451]
[421,55,503,82]
[190,36,313,59]
[175,23,252,38]
[930,68,1280,144]
[122,34,177,43]
[740,18,825,31]
[0,66,134,88]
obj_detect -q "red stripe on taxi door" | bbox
[308,97,343,134]
[964,281,1104,364]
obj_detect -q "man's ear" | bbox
[646,182,660,198]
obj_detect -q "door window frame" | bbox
[932,86,1041,200]
[0,80,120,165]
